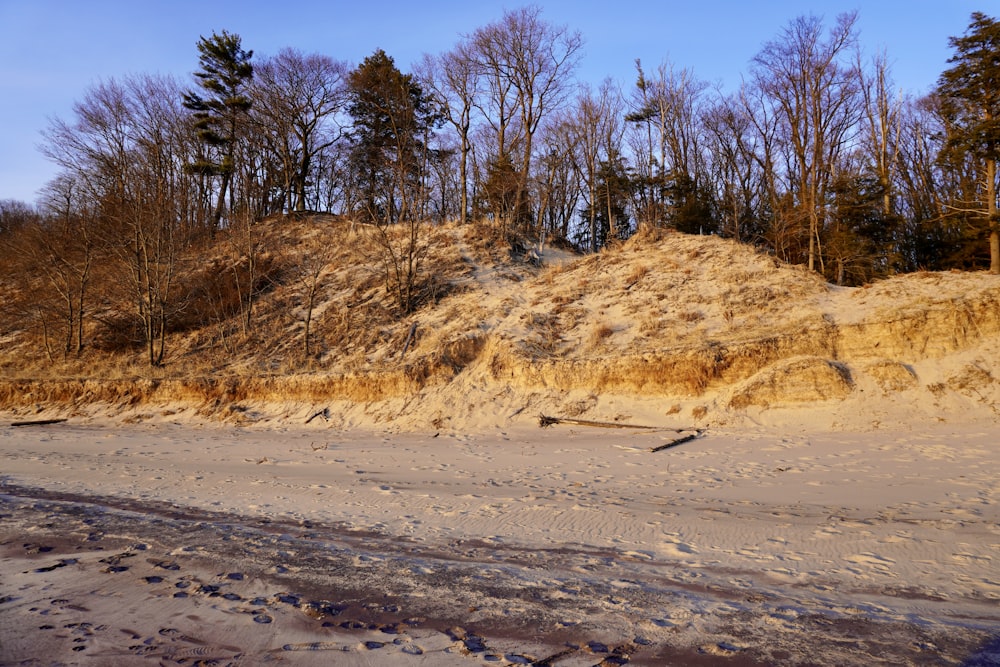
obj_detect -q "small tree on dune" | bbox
[183,30,254,235]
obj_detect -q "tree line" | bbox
[1,8,998,366]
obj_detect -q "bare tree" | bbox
[419,43,478,224]
[703,94,765,244]
[534,114,580,242]
[42,75,195,366]
[252,49,347,214]
[569,79,624,251]
[625,59,710,231]
[751,12,862,272]
[34,176,98,356]
[470,7,583,237]
[294,253,322,361]
[859,50,902,220]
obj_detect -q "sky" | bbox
[0,0,986,205]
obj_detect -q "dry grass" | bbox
[587,322,615,350]
[3,217,1000,421]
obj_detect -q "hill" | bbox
[2,217,999,432]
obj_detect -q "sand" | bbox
[2,413,999,666]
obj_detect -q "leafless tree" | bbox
[751,12,862,272]
[569,79,624,251]
[534,114,579,242]
[859,50,902,220]
[703,94,764,244]
[42,74,196,366]
[626,59,710,230]
[419,43,478,224]
[252,49,347,213]
[469,7,583,237]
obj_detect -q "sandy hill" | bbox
[2,217,999,432]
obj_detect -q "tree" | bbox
[826,169,895,284]
[579,151,633,249]
[859,51,902,221]
[703,95,769,245]
[0,199,37,237]
[252,49,347,214]
[751,13,862,272]
[535,117,580,242]
[625,60,710,232]
[936,12,1000,273]
[42,75,196,366]
[569,80,624,251]
[470,7,583,238]
[419,43,478,224]
[347,49,437,224]
[347,49,440,313]
[34,176,98,356]
[183,30,254,233]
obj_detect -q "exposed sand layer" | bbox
[2,419,999,665]
[3,229,1000,435]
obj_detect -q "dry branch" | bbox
[305,407,330,424]
[649,430,705,453]
[538,414,660,429]
[400,322,418,359]
[11,419,68,427]
[538,414,705,452]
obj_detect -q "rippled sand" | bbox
[2,421,999,665]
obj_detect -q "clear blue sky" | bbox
[0,0,985,204]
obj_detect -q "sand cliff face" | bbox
[2,226,999,430]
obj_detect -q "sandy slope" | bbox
[2,229,1000,664]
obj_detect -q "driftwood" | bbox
[538,415,660,429]
[539,414,704,452]
[400,322,418,359]
[650,430,705,453]
[305,408,330,424]
[11,419,68,427]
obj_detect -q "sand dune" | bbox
[3,230,1000,664]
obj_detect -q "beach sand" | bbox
[2,417,999,665]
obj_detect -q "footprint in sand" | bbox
[661,541,697,558]
[844,552,896,572]
[952,552,993,564]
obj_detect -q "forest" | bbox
[0,8,998,370]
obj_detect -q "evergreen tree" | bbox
[346,50,441,313]
[936,12,1000,273]
[346,49,439,225]
[183,30,254,233]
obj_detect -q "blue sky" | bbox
[0,0,985,204]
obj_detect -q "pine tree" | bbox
[937,12,1000,273]
[346,50,440,313]
[346,49,439,225]
[182,30,254,234]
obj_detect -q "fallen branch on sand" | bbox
[538,415,660,429]
[538,414,705,452]
[400,322,418,359]
[650,430,705,453]
[306,408,329,424]
[11,419,68,427]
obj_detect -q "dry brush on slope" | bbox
[1,218,999,426]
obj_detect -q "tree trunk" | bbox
[989,157,999,274]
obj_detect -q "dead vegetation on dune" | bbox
[2,217,1000,422]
